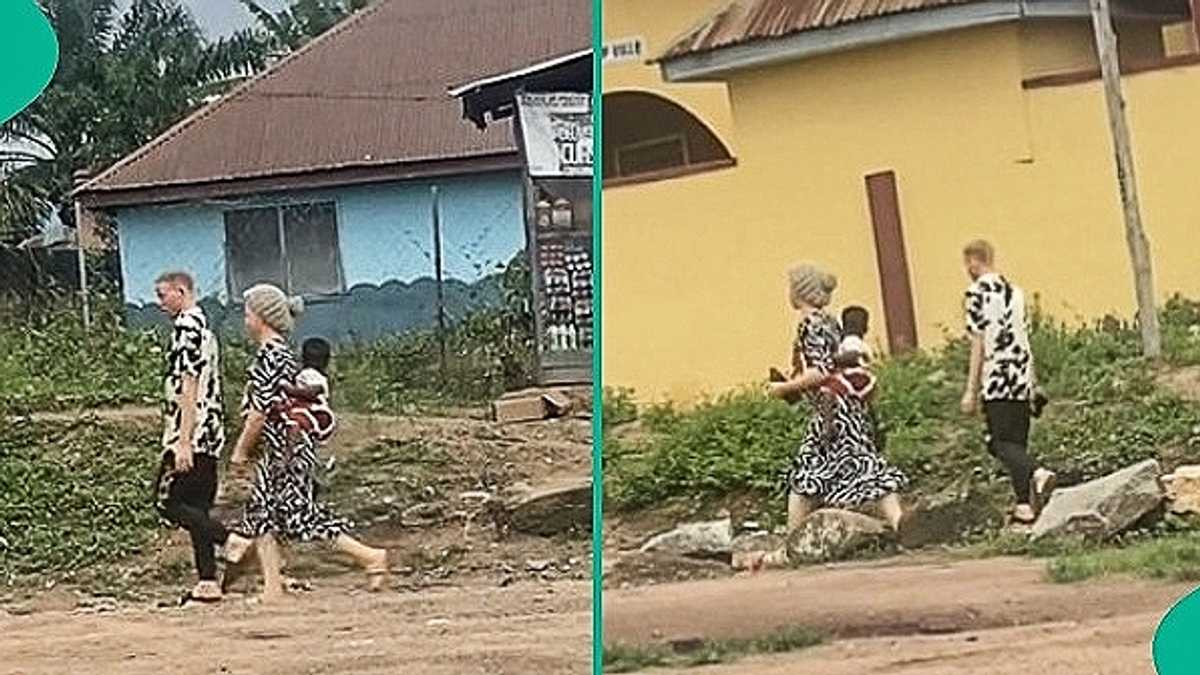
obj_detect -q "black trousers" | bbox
[158,453,229,581]
[983,400,1035,504]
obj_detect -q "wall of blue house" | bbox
[116,170,525,344]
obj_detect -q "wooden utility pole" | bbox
[72,171,91,334]
[1088,0,1161,358]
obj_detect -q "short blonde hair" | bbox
[155,270,195,292]
[962,239,994,265]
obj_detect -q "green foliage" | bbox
[1162,294,1200,366]
[1046,532,1200,584]
[604,389,808,510]
[2,0,267,240]
[601,387,638,430]
[240,0,367,52]
[0,256,534,415]
[0,298,162,415]
[332,254,535,409]
[605,304,1200,521]
[0,420,160,582]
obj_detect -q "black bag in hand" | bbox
[1030,390,1049,418]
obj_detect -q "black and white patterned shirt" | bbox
[242,337,298,450]
[964,273,1033,402]
[793,310,841,378]
[163,307,225,456]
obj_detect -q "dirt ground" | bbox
[2,407,594,675]
[2,576,590,675]
[604,556,1190,673]
[674,614,1163,675]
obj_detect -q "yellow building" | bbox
[603,0,1200,403]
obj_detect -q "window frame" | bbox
[613,133,690,179]
[223,199,346,301]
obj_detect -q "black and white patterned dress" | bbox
[236,338,349,542]
[964,273,1033,402]
[785,311,908,506]
[155,307,225,513]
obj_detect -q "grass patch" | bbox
[604,389,808,512]
[0,304,163,415]
[1047,533,1200,584]
[0,419,160,584]
[324,438,462,525]
[604,626,825,672]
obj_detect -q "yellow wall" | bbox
[1019,21,1096,78]
[601,0,736,148]
[603,19,1200,403]
[602,0,749,402]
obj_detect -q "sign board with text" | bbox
[602,37,645,65]
[516,92,593,178]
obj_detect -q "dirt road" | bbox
[678,614,1162,674]
[604,556,1191,674]
[1,576,589,675]
[4,407,594,674]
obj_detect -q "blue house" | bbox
[75,0,590,343]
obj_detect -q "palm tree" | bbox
[240,0,368,53]
[0,0,267,240]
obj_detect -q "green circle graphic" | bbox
[0,1,59,123]
[1154,586,1200,673]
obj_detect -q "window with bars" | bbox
[224,201,343,298]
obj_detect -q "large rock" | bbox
[788,509,889,563]
[1031,459,1165,541]
[1162,465,1200,515]
[639,518,734,560]
[503,477,592,537]
[731,531,788,571]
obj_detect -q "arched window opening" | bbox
[603,92,734,185]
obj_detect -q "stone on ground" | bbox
[1162,465,1200,516]
[502,477,592,537]
[788,509,889,563]
[1031,459,1164,541]
[731,531,788,571]
[639,518,734,559]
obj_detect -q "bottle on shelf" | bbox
[551,198,573,229]
[535,196,553,232]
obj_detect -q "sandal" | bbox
[179,591,221,608]
[1032,469,1058,516]
[1010,504,1038,525]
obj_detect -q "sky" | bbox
[116,0,289,37]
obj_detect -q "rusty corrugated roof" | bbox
[661,0,978,60]
[81,0,590,196]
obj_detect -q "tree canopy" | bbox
[0,0,367,241]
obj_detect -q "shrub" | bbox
[0,420,160,582]
[605,305,1200,517]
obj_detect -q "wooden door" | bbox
[864,171,918,353]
